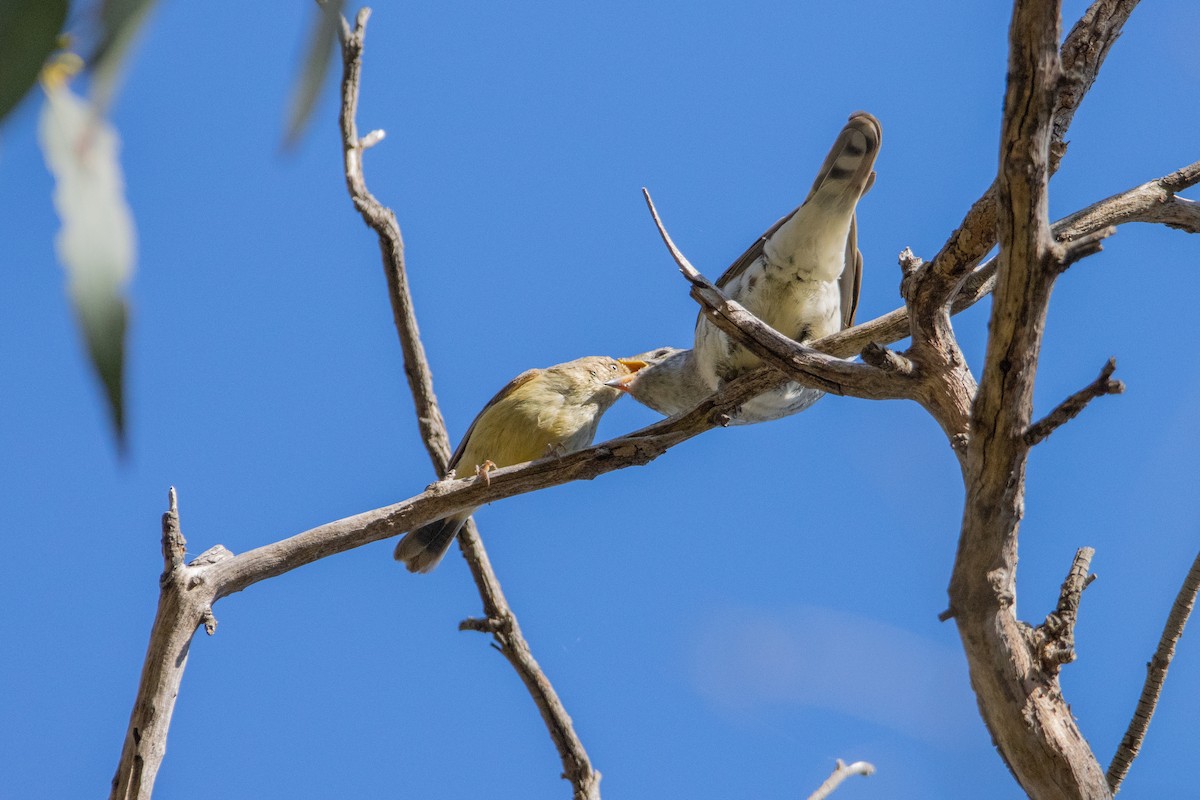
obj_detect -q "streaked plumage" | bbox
[615,112,880,425]
[693,111,880,391]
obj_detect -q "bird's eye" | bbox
[609,363,618,371]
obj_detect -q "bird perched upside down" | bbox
[612,111,881,422]
[394,355,646,573]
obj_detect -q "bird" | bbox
[394,355,647,573]
[692,110,880,391]
[608,345,822,425]
[612,112,880,424]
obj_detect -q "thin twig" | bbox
[1025,358,1124,446]
[805,759,876,800]
[923,0,1141,288]
[336,8,452,469]
[334,12,600,798]
[1107,550,1200,793]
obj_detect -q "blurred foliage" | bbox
[0,0,68,124]
[39,59,136,449]
[285,0,344,148]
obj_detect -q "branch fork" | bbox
[109,3,1200,799]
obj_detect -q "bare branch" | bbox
[1054,0,1142,167]
[106,359,777,797]
[642,187,701,281]
[805,759,876,800]
[111,491,209,800]
[825,159,1200,360]
[1025,359,1124,446]
[107,4,1180,798]
[947,0,1114,795]
[335,13,599,797]
[861,342,915,375]
[924,0,1140,288]
[1107,550,1200,793]
[1035,547,1097,673]
[336,8,453,471]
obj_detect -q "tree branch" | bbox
[107,3,1182,797]
[1034,547,1097,673]
[805,759,876,800]
[1107,550,1200,793]
[923,0,1140,289]
[1025,359,1124,446]
[948,0,1113,795]
[823,160,1200,360]
[334,12,599,797]
[336,8,453,468]
[110,490,231,800]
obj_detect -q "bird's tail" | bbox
[393,513,469,573]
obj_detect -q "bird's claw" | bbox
[476,460,497,486]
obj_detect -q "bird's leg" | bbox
[544,442,569,459]
[475,460,497,487]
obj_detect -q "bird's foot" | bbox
[476,460,497,486]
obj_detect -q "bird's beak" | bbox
[606,359,647,391]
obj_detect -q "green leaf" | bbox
[90,0,158,113]
[0,0,68,125]
[39,78,137,450]
[283,0,343,148]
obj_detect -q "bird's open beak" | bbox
[607,358,647,391]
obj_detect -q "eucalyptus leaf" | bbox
[38,79,136,448]
[91,0,158,113]
[284,0,343,148]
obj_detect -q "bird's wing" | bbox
[841,213,863,328]
[446,368,541,472]
[711,210,792,291]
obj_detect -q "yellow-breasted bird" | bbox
[394,355,646,573]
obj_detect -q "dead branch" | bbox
[922,0,1140,290]
[1034,547,1098,672]
[1107,550,1200,793]
[805,759,876,800]
[827,160,1200,359]
[110,489,230,800]
[949,0,1113,794]
[1025,359,1125,446]
[107,2,1194,798]
[335,11,599,796]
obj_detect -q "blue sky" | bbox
[2,2,1198,798]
